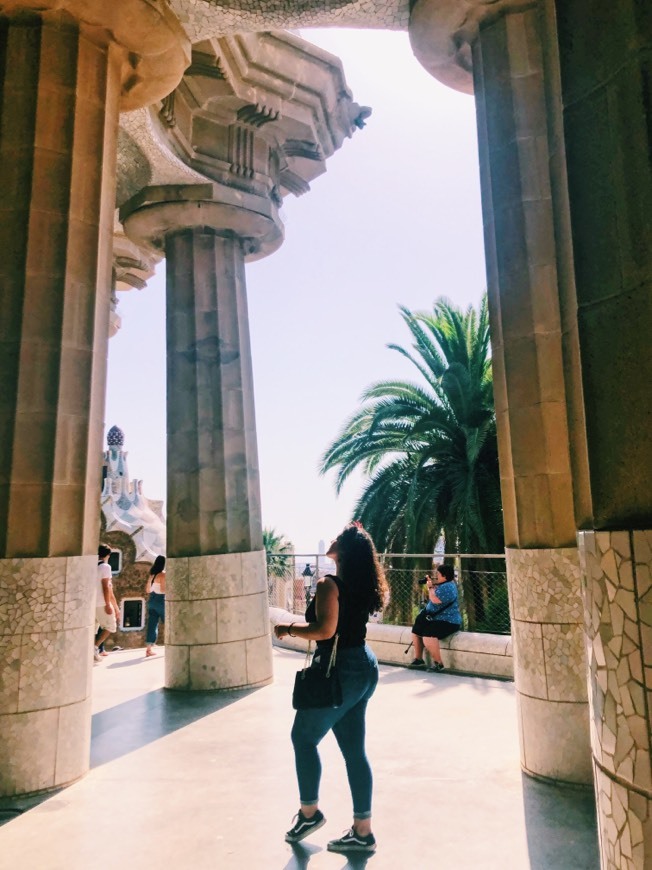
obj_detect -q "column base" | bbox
[516,692,592,786]
[507,547,592,785]
[0,556,96,797]
[164,551,273,691]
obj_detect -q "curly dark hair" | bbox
[435,564,455,583]
[334,523,388,614]
[149,555,166,576]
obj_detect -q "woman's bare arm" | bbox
[274,576,339,641]
[428,582,442,605]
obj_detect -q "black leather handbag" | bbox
[292,636,342,710]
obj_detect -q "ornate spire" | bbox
[107,425,125,448]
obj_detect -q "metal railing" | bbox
[266,552,510,635]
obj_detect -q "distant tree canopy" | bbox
[263,527,294,579]
[320,295,503,556]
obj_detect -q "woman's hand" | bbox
[428,585,442,604]
[274,624,291,639]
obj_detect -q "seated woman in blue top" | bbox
[408,564,462,672]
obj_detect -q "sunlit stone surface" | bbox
[1,3,651,862]
[508,547,591,784]
[165,552,271,690]
[580,530,652,870]
[0,556,95,795]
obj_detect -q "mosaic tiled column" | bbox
[508,548,591,783]
[0,6,187,796]
[413,0,651,859]
[578,531,652,868]
[554,4,652,865]
[0,14,121,798]
[119,52,368,685]
[410,0,596,773]
[470,4,591,783]
[165,552,271,690]
[410,3,591,782]
[121,191,278,691]
[163,225,272,690]
[410,0,592,785]
[0,557,96,795]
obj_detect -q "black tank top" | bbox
[305,575,368,651]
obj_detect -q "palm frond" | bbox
[321,292,504,555]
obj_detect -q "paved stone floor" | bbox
[0,647,599,869]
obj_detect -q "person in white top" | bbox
[95,544,120,662]
[145,555,166,657]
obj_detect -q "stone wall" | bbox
[269,607,513,680]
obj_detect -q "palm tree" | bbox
[263,527,294,580]
[320,296,503,623]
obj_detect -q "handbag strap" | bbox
[302,635,339,677]
[302,641,313,672]
[326,634,338,677]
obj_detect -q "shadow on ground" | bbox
[91,685,260,768]
[0,686,261,828]
[522,773,599,869]
[283,842,376,869]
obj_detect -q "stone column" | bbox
[555,2,652,865]
[0,5,188,797]
[122,185,281,691]
[410,0,591,784]
[474,4,590,786]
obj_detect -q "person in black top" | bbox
[274,522,388,854]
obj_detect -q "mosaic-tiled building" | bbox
[100,425,166,649]
[0,2,650,867]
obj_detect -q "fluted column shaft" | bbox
[471,4,590,784]
[166,229,262,556]
[163,227,271,691]
[0,13,120,797]
[409,0,652,859]
[0,3,189,799]
[0,13,119,558]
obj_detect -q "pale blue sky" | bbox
[105,28,486,553]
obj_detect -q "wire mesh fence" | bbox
[266,552,511,635]
[267,554,338,616]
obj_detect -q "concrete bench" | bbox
[269,607,513,680]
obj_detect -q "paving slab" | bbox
[0,647,599,870]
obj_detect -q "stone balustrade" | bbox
[269,607,513,680]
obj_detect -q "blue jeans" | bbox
[146,592,165,644]
[291,644,378,819]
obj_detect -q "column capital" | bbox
[119,183,284,260]
[110,228,161,337]
[409,0,539,93]
[113,229,160,293]
[0,0,190,109]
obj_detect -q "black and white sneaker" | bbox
[285,809,326,843]
[327,828,377,853]
[428,662,445,673]
[407,658,426,670]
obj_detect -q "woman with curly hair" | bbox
[274,522,388,854]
